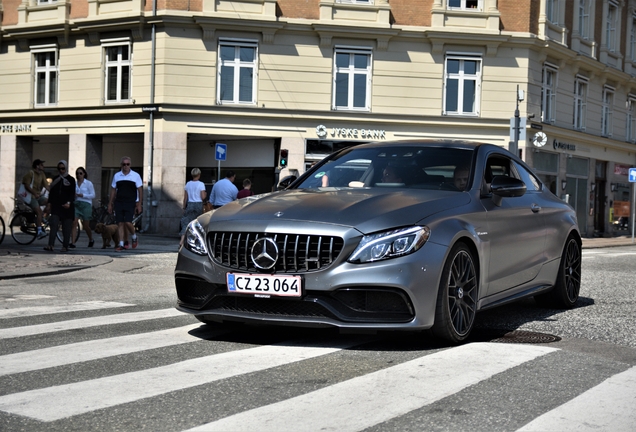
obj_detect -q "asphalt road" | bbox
[0,243,634,431]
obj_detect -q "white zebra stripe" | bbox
[0,301,134,319]
[516,365,636,432]
[0,308,183,339]
[187,342,558,432]
[0,339,361,422]
[0,324,206,376]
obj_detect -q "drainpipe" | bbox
[144,0,157,232]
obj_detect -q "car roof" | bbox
[351,139,493,151]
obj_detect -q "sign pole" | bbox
[632,183,635,244]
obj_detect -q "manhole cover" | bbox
[471,329,561,344]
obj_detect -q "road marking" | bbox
[2,295,57,302]
[0,308,183,339]
[0,339,360,421]
[517,365,636,432]
[0,301,134,319]
[187,343,558,432]
[0,324,205,376]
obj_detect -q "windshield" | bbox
[297,146,475,191]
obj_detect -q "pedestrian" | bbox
[70,166,95,248]
[107,156,142,252]
[44,160,75,252]
[180,168,207,247]
[237,178,254,199]
[210,170,238,209]
[19,159,50,239]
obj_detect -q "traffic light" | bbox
[279,149,288,167]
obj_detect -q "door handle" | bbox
[531,203,541,213]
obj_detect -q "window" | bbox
[103,42,131,103]
[601,87,613,137]
[32,46,58,107]
[443,55,481,116]
[573,76,588,131]
[217,40,258,105]
[448,0,481,11]
[630,15,636,61]
[579,0,591,39]
[336,0,373,3]
[37,0,57,4]
[333,48,372,111]
[606,1,618,52]
[628,98,636,143]
[546,0,560,25]
[541,65,557,124]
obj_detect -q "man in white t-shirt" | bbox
[107,156,143,251]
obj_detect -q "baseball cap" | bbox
[32,159,45,168]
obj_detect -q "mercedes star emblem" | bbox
[251,237,279,270]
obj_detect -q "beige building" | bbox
[1,0,636,236]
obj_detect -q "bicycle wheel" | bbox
[56,220,81,244]
[0,216,5,245]
[10,212,37,245]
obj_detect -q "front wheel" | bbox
[431,243,478,344]
[10,213,37,245]
[56,220,81,244]
[0,216,5,245]
[535,237,581,309]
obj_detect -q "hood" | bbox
[209,188,471,234]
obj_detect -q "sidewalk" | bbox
[0,233,180,280]
[0,232,633,280]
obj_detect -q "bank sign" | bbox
[316,124,386,140]
[1,124,32,133]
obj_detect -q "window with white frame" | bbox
[546,0,560,25]
[573,76,588,131]
[32,46,58,107]
[448,0,481,11]
[631,15,636,61]
[627,97,636,143]
[601,86,614,137]
[606,1,618,52]
[333,48,372,111]
[443,55,481,116]
[103,42,131,103]
[37,0,58,4]
[579,0,591,39]
[336,0,373,4]
[217,40,258,105]
[541,65,557,124]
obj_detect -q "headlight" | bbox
[348,226,430,264]
[183,220,207,256]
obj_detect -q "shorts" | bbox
[28,195,48,212]
[74,201,92,221]
[114,201,136,224]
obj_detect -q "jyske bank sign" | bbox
[316,124,386,140]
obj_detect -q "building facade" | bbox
[1,0,636,237]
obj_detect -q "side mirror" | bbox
[490,175,526,206]
[277,175,297,190]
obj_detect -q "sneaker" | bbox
[88,240,94,248]
[68,243,76,249]
[131,237,138,249]
[124,241,130,250]
[115,245,125,252]
[37,230,47,240]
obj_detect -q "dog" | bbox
[94,223,120,249]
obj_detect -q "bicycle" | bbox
[9,198,80,245]
[0,214,5,246]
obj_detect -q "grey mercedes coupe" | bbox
[175,140,582,343]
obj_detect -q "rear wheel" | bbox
[0,216,5,245]
[10,213,37,245]
[535,236,581,309]
[431,243,478,344]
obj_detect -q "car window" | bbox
[296,146,474,191]
[512,160,541,192]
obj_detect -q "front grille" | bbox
[207,232,344,273]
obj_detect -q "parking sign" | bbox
[215,143,227,161]
[630,168,636,182]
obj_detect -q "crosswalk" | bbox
[0,301,634,431]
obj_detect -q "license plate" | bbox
[227,273,302,298]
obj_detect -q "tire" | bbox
[56,220,81,244]
[10,213,37,245]
[0,216,5,245]
[535,236,581,309]
[431,243,478,344]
